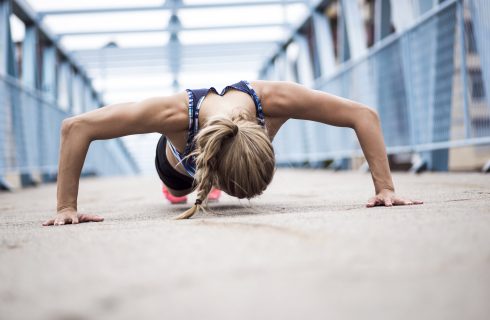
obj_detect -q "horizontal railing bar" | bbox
[37,0,305,16]
[58,23,291,37]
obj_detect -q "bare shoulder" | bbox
[250,80,309,118]
[249,80,286,109]
[63,91,190,141]
[140,90,188,114]
[249,80,367,128]
[126,90,189,135]
[248,80,296,138]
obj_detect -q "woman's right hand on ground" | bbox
[42,208,104,226]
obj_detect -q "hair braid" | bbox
[174,115,239,219]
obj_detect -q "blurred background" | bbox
[0,0,489,189]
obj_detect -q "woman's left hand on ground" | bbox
[42,208,104,226]
[366,189,423,207]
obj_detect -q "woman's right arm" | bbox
[255,80,421,207]
[43,92,188,226]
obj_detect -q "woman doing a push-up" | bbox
[43,80,422,226]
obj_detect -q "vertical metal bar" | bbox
[0,0,10,75]
[457,0,472,138]
[41,44,58,182]
[22,26,40,89]
[295,33,318,163]
[401,35,417,149]
[375,0,392,42]
[0,0,10,186]
[312,11,336,77]
[71,71,82,114]
[340,0,367,59]
[19,25,41,183]
[0,0,17,77]
[57,61,73,112]
[294,34,314,86]
[337,7,350,62]
[84,80,91,112]
[428,3,457,171]
[42,45,57,102]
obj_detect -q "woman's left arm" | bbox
[258,80,422,207]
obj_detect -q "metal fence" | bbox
[0,73,138,186]
[272,0,490,169]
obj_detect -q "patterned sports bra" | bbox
[167,80,265,177]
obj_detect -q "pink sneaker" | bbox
[207,188,222,202]
[162,186,187,204]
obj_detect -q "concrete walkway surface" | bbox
[0,169,489,320]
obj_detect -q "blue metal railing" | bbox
[272,0,490,168]
[0,73,139,184]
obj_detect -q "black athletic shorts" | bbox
[155,135,195,191]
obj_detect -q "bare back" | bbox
[164,82,286,176]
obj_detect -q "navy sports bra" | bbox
[167,80,265,177]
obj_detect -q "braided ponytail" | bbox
[174,115,240,220]
[175,112,275,220]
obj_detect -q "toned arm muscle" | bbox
[70,93,188,140]
[46,92,187,225]
[263,81,394,194]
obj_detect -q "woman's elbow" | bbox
[365,106,380,121]
[353,104,380,129]
[61,117,87,138]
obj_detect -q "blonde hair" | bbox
[174,113,275,219]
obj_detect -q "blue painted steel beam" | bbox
[71,72,84,114]
[427,3,457,171]
[72,42,279,60]
[12,0,103,106]
[337,9,350,63]
[0,0,17,77]
[37,0,305,16]
[12,0,85,76]
[22,25,40,89]
[42,45,57,101]
[469,0,490,117]
[57,61,73,112]
[40,44,58,181]
[374,0,392,42]
[340,0,367,59]
[0,0,16,189]
[79,54,266,69]
[20,25,42,183]
[168,12,181,92]
[294,34,314,86]
[312,11,336,78]
[57,23,291,37]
